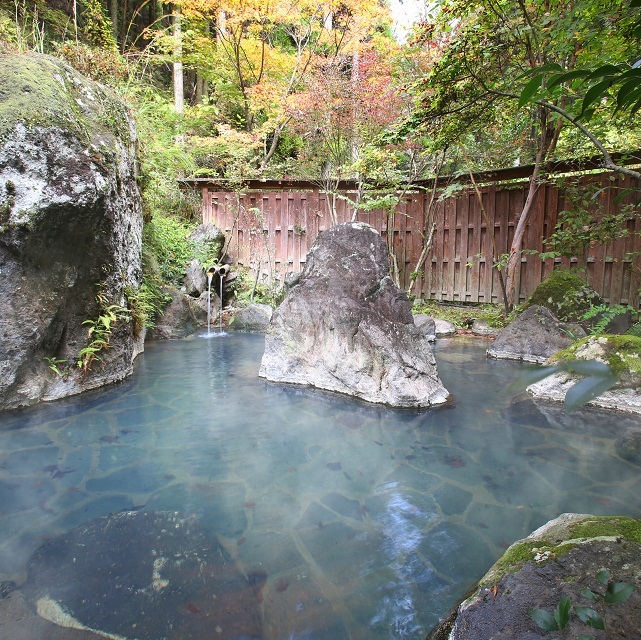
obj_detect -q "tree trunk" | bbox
[504,146,546,309]
[109,0,118,44]
[350,49,360,164]
[173,5,184,117]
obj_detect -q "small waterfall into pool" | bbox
[206,270,214,336]
[218,270,226,336]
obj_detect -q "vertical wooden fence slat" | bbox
[201,175,641,307]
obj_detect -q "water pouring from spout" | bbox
[206,268,215,336]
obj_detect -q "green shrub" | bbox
[232,267,285,308]
[412,299,511,329]
[142,215,196,286]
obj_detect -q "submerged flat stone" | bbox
[259,222,449,407]
[24,511,261,640]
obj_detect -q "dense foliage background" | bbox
[1,0,640,312]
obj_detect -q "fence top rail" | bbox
[179,150,641,193]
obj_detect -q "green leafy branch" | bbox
[529,569,635,638]
[582,304,638,335]
[43,356,71,380]
[77,293,130,373]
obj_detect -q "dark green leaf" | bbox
[581,107,596,122]
[547,69,591,90]
[617,68,641,81]
[605,581,635,604]
[561,360,614,377]
[586,64,623,80]
[596,568,611,585]
[631,0,641,8]
[508,365,560,392]
[529,608,560,631]
[631,96,641,115]
[519,63,563,78]
[564,374,618,413]
[554,596,571,629]
[614,188,638,204]
[519,75,545,108]
[579,588,599,600]
[616,79,641,111]
[582,79,614,114]
[574,607,605,630]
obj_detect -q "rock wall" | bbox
[0,54,143,410]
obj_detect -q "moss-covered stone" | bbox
[552,334,641,381]
[527,269,601,322]
[479,515,641,587]
[0,53,132,151]
[567,515,641,543]
[0,53,142,410]
[431,514,641,640]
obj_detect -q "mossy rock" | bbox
[527,269,601,323]
[0,53,132,151]
[552,334,641,381]
[428,513,641,640]
[480,513,641,587]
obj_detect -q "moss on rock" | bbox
[479,514,641,587]
[527,269,601,322]
[0,53,132,150]
[552,334,641,381]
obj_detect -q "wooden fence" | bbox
[189,171,641,307]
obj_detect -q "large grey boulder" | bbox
[147,287,214,339]
[428,513,641,640]
[0,54,142,410]
[487,305,585,363]
[413,314,436,341]
[188,222,225,266]
[183,258,207,297]
[434,318,456,337]
[259,222,449,407]
[230,303,273,331]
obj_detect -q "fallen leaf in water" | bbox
[184,603,200,614]
[244,501,256,508]
[444,455,465,467]
[236,537,246,546]
[326,462,341,471]
[52,468,76,479]
[276,578,289,593]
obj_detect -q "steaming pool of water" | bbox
[1,333,640,639]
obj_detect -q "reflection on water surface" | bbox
[1,334,640,639]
